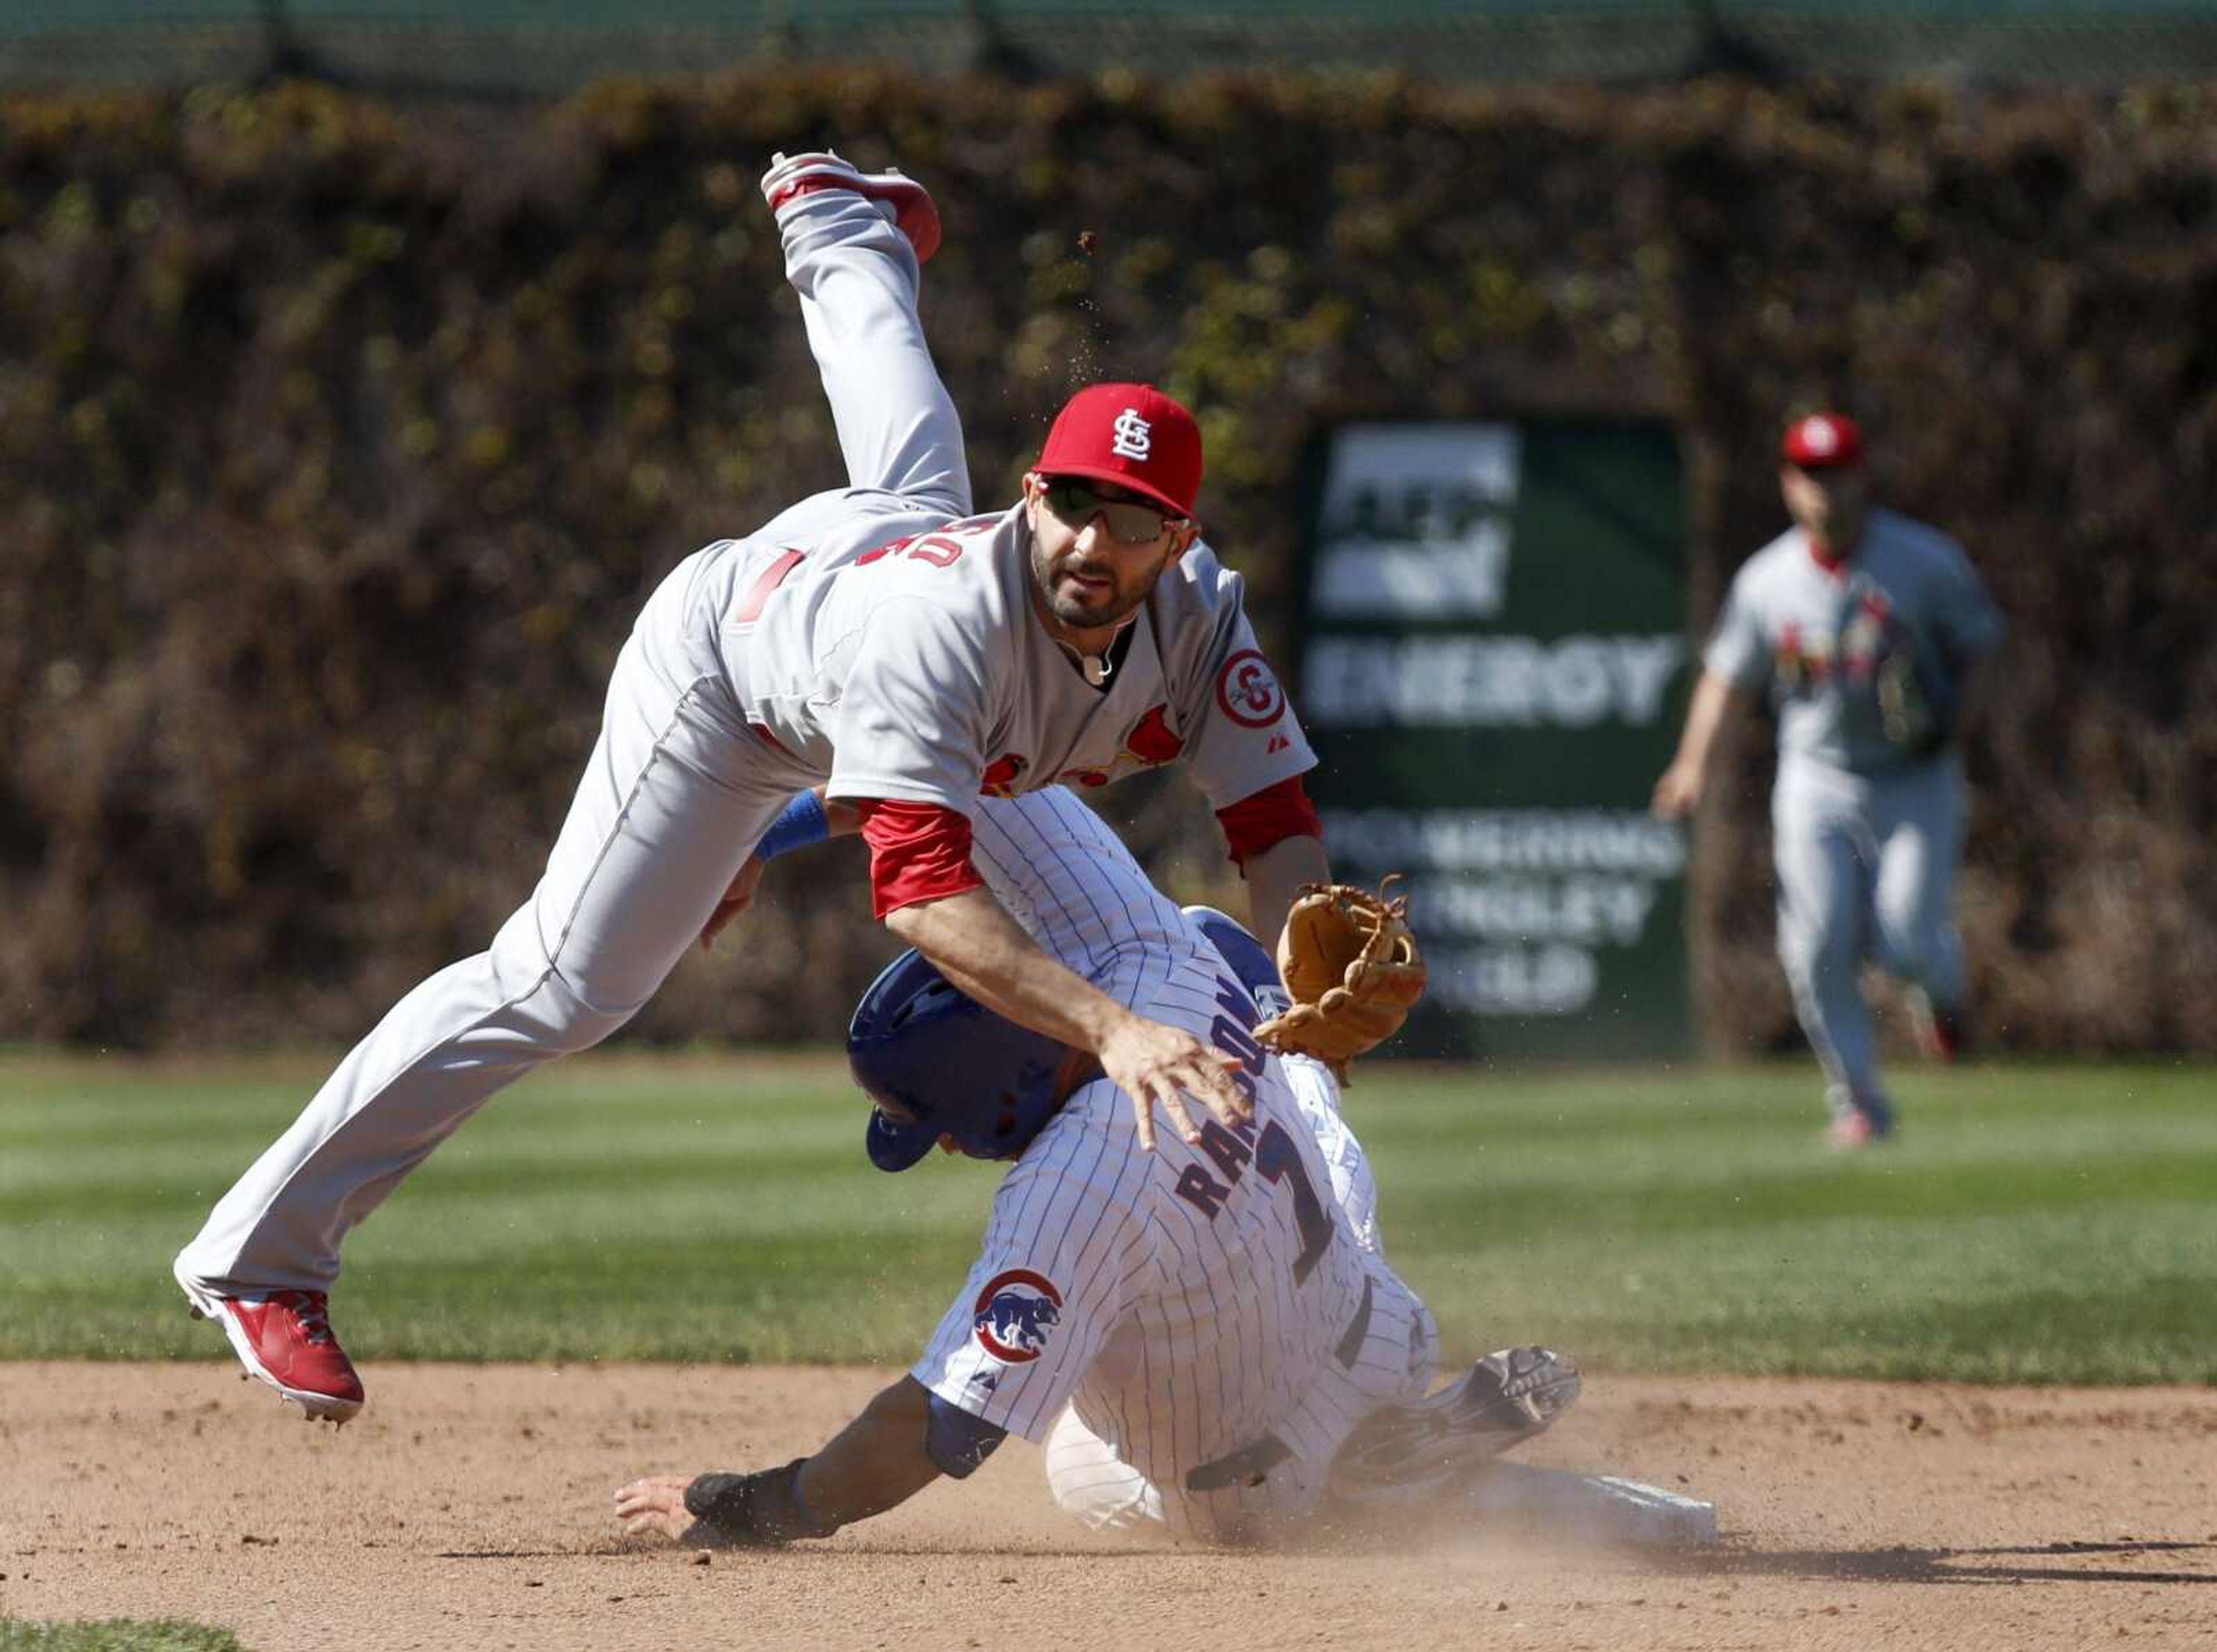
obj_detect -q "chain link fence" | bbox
[6,2,2217,94]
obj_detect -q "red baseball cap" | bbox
[1036,382,1203,520]
[1781,412,1864,469]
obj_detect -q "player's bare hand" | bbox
[1099,1015,1251,1152]
[1651,761,1704,821]
[700,856,768,952]
[614,1474,697,1542]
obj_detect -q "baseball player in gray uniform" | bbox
[1654,413,2004,1148]
[615,786,1595,1548]
[174,151,1333,1422]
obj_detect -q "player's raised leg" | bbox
[174,551,797,1420]
[1772,772,1894,1146]
[1871,760,1973,1060]
[763,152,971,517]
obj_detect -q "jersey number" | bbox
[1174,977,1337,1285]
[854,514,996,570]
[1255,1121,1334,1285]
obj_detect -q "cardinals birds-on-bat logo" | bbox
[1060,704,1186,789]
[979,751,1030,797]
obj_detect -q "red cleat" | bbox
[1827,1110,1875,1152]
[1908,990,1970,1063]
[760,149,942,264]
[1826,1106,1897,1153]
[178,1275,364,1423]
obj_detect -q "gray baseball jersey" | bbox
[171,170,1317,1329]
[1704,506,2002,773]
[715,516,1314,814]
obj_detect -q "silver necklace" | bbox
[1051,636,1113,686]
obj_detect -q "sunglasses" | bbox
[1040,479,1180,545]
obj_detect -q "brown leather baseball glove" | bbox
[1254,879,1427,1080]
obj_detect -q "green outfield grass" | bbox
[0,1624,247,1651]
[2,1051,2212,1385]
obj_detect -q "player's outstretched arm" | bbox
[886,885,1251,1150]
[700,791,868,952]
[615,1377,946,1546]
[1241,831,1331,956]
[1652,670,1749,820]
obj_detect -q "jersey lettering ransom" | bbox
[1173,977,1337,1283]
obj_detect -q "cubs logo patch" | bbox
[1215,650,1286,729]
[979,752,1029,797]
[972,1268,1064,1364]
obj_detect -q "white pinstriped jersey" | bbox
[714,504,1316,814]
[910,790,1431,1519]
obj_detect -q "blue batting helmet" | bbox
[1182,905,1291,1020]
[847,949,1070,1172]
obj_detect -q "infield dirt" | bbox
[2,1363,2211,1651]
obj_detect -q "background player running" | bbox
[1654,412,2003,1149]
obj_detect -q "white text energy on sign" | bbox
[1302,423,1689,1020]
[1302,633,1683,728]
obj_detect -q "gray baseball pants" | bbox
[1771,752,1968,1121]
[177,188,968,1296]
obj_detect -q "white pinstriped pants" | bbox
[1044,1060,1438,1542]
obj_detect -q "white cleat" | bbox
[1330,1346,1582,1505]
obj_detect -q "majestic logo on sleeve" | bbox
[979,752,1029,797]
[1110,409,1154,461]
[972,1269,1064,1363]
[1216,649,1287,728]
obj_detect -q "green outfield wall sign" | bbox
[1294,421,1692,1060]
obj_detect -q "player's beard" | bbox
[1032,539,1173,633]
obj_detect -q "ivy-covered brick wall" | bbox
[2,74,2210,1052]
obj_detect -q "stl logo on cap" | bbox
[1037,382,1204,520]
[972,1268,1063,1363]
[1110,408,1152,461]
[1782,412,1863,469]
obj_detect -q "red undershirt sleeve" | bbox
[854,798,985,919]
[1214,774,1324,874]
